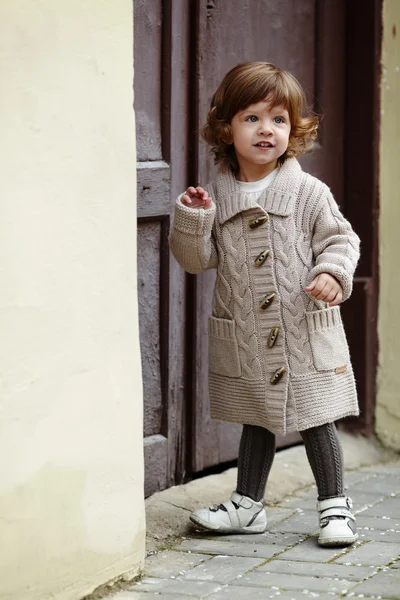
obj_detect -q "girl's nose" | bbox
[258,120,272,135]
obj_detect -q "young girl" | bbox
[169,62,360,547]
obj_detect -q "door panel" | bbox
[135,0,193,496]
[135,1,173,496]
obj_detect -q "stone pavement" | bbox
[109,460,400,600]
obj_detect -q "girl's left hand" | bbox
[305,273,343,306]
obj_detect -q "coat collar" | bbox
[214,157,302,224]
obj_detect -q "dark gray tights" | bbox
[236,422,344,502]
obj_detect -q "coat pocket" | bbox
[208,316,241,378]
[305,306,350,371]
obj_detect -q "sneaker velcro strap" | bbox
[218,500,241,527]
[230,491,254,509]
[317,496,353,511]
[320,507,355,521]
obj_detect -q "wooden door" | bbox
[134,0,192,496]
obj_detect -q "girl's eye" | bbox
[246,115,258,123]
[274,116,285,124]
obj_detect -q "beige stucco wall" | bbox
[376,0,400,451]
[0,2,145,599]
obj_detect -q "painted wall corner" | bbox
[377,0,400,451]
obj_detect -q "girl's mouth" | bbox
[254,142,274,150]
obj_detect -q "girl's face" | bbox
[230,98,291,178]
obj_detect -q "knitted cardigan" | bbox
[169,158,361,435]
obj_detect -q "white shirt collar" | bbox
[235,168,279,193]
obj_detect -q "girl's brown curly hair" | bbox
[201,62,320,173]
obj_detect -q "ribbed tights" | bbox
[236,422,344,502]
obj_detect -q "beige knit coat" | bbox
[169,158,361,435]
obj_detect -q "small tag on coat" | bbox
[335,365,348,374]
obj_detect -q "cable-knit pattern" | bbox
[301,422,344,499]
[212,231,233,319]
[236,425,276,502]
[220,216,262,379]
[269,215,314,374]
[327,422,344,496]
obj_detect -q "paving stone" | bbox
[280,487,317,501]
[174,538,284,559]
[361,496,400,519]
[357,528,400,543]
[200,531,305,548]
[234,570,357,594]
[350,566,400,598]
[351,475,400,495]
[130,577,222,597]
[355,514,400,532]
[275,536,347,563]
[269,510,319,535]
[262,593,341,600]
[111,593,184,600]
[204,585,289,600]
[267,506,299,526]
[181,554,265,583]
[280,493,318,511]
[143,551,213,579]
[283,490,387,514]
[334,541,400,566]
[256,559,376,580]
[349,490,390,510]
[391,559,400,568]
[358,462,400,476]
[343,471,377,486]
[206,585,340,600]
[258,593,341,600]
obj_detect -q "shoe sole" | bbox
[189,514,267,534]
[318,533,358,547]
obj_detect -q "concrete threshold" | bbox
[145,431,398,555]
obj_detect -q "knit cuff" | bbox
[173,195,216,236]
[307,263,353,302]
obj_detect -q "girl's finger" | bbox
[182,194,192,205]
[329,292,340,307]
[314,281,331,300]
[325,289,337,303]
[305,278,317,292]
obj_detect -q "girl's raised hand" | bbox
[181,186,212,209]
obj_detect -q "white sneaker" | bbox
[317,496,358,546]
[189,491,267,534]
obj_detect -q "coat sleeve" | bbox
[307,191,361,302]
[168,192,218,274]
